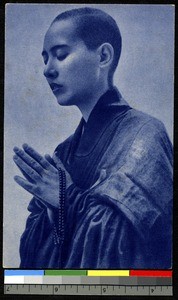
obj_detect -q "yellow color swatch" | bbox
[88,270,130,276]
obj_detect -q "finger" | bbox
[14,175,35,196]
[22,144,52,170]
[52,154,66,171]
[44,154,57,168]
[13,146,44,175]
[13,155,41,182]
[15,166,36,183]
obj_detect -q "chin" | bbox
[56,95,74,106]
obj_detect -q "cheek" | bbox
[64,55,97,82]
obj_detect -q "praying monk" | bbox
[13,7,173,269]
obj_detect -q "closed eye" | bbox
[56,53,68,61]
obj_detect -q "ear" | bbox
[97,43,114,69]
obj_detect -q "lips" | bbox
[50,83,63,92]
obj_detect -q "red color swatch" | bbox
[130,270,172,277]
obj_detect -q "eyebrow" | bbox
[41,45,69,56]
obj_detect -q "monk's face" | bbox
[42,19,100,107]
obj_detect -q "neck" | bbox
[77,83,111,122]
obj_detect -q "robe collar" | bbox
[70,86,131,158]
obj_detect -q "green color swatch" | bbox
[45,270,87,276]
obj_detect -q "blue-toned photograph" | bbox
[4,4,174,269]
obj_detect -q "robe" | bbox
[19,87,173,269]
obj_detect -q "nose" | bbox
[43,66,58,79]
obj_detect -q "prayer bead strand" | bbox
[53,168,66,245]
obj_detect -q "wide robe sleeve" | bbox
[19,118,172,269]
[19,198,65,268]
[61,119,173,269]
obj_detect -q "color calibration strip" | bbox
[4,269,172,284]
[4,270,173,295]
